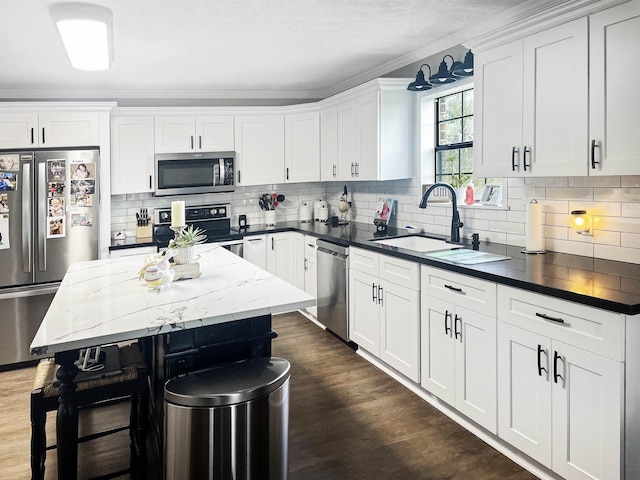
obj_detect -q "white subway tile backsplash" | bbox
[111,175,640,264]
[594,244,640,264]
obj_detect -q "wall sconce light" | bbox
[571,210,592,235]
[452,50,474,77]
[429,55,460,84]
[49,2,114,71]
[407,64,433,91]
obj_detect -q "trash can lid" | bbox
[164,357,291,407]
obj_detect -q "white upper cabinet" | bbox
[234,114,285,186]
[474,18,588,177]
[320,79,414,182]
[154,115,234,153]
[110,116,155,195]
[522,18,588,177]
[284,110,320,183]
[589,0,640,176]
[0,112,100,149]
[320,105,339,181]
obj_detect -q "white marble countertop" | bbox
[30,244,315,356]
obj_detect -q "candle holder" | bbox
[170,225,186,238]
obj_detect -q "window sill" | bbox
[459,203,509,211]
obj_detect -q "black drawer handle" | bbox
[511,146,518,171]
[535,312,565,324]
[444,310,452,336]
[372,283,377,303]
[378,286,383,306]
[553,351,564,385]
[444,284,463,293]
[537,344,548,377]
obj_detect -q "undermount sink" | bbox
[370,235,463,253]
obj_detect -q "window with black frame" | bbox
[435,89,474,189]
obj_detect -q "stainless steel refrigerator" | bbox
[0,149,100,366]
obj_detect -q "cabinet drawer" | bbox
[497,285,624,361]
[421,266,497,317]
[350,247,379,276]
[379,254,419,290]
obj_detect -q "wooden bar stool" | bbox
[30,343,149,480]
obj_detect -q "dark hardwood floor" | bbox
[0,311,537,479]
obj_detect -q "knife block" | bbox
[136,223,153,239]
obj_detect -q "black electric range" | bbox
[153,204,243,247]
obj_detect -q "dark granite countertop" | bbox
[112,220,640,315]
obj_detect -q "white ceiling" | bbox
[0,0,565,101]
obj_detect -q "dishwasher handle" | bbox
[317,240,349,259]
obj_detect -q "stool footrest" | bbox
[46,425,130,450]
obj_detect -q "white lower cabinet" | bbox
[497,285,623,480]
[242,232,296,286]
[349,248,420,382]
[243,235,266,270]
[420,266,497,433]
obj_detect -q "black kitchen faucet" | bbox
[419,183,463,243]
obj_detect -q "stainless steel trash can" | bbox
[164,357,291,480]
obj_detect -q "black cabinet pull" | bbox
[237,170,241,184]
[535,312,565,324]
[286,167,289,180]
[372,283,377,303]
[351,163,355,177]
[355,162,359,176]
[42,127,45,144]
[332,164,337,178]
[444,310,452,336]
[149,175,152,190]
[199,135,202,150]
[523,146,530,171]
[553,351,564,384]
[511,146,518,171]
[190,135,194,150]
[591,139,600,169]
[378,286,383,306]
[444,284,463,293]
[537,344,548,377]
[454,314,462,341]
[31,127,34,145]
[271,237,274,250]
[304,257,308,272]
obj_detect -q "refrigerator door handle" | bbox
[38,162,47,271]
[22,162,33,273]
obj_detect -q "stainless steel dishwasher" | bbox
[316,240,349,342]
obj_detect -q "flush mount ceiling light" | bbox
[452,50,474,77]
[49,2,113,71]
[407,64,433,91]
[429,55,460,84]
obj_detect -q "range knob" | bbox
[218,207,226,216]
[160,212,170,222]
[209,209,217,216]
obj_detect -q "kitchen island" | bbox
[30,244,314,480]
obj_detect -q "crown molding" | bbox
[464,0,630,51]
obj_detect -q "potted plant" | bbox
[169,225,207,264]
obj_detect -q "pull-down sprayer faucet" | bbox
[419,183,463,243]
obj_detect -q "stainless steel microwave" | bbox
[154,151,235,196]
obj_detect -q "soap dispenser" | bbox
[465,180,475,205]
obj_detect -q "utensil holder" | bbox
[265,210,277,226]
[136,223,153,239]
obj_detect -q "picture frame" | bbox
[481,184,502,206]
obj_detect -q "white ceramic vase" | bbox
[174,246,196,265]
